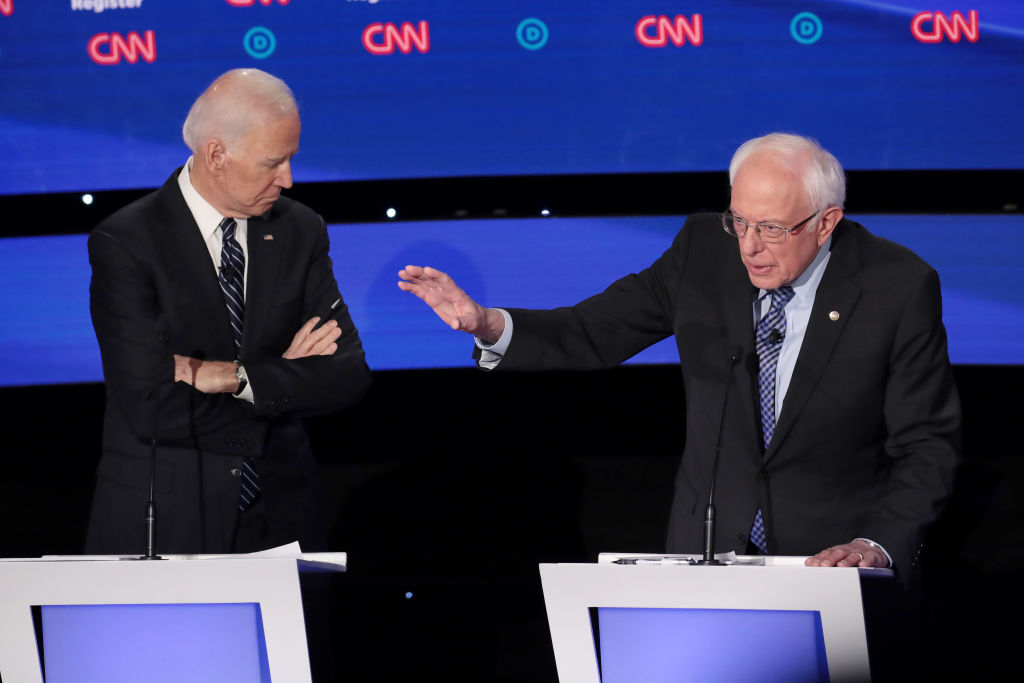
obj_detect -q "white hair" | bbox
[729,133,846,210]
[182,68,297,153]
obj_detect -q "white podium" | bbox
[0,546,345,683]
[540,554,892,683]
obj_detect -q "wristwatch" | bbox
[233,363,248,396]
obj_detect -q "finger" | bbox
[293,322,336,355]
[836,551,863,567]
[806,547,844,567]
[299,316,322,335]
[310,326,342,355]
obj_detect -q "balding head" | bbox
[182,69,297,154]
[184,69,301,218]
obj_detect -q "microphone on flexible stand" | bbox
[696,348,742,566]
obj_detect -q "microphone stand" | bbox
[139,394,164,560]
[696,350,740,565]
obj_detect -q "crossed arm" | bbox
[173,316,342,394]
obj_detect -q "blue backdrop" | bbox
[1,1,1022,195]
[0,213,1019,387]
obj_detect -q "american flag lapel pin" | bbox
[263,233,274,241]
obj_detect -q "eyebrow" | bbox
[731,211,786,226]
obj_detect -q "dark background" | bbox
[1,170,1022,681]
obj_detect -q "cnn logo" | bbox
[362,21,430,54]
[88,31,157,65]
[636,15,703,47]
[911,10,979,43]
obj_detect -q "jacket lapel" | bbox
[240,212,283,359]
[153,172,237,357]
[715,252,762,464]
[766,220,862,461]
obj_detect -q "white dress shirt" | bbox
[177,158,254,403]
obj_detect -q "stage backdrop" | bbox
[1,1,1021,195]
[0,213,1020,387]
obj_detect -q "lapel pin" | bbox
[263,234,274,241]
[828,310,840,321]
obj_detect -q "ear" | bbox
[202,138,227,173]
[816,206,843,246]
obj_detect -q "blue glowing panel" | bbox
[40,603,270,683]
[597,607,828,683]
[0,1,1021,194]
[0,214,1019,387]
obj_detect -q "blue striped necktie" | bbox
[750,285,795,554]
[217,217,260,511]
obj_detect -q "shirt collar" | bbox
[758,234,833,304]
[177,157,247,240]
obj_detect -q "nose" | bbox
[739,226,765,255]
[276,160,293,189]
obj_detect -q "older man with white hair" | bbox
[399,133,961,578]
[86,69,370,555]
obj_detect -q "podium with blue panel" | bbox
[0,548,345,683]
[540,554,891,683]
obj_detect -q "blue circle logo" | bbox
[790,12,823,45]
[516,18,549,50]
[244,26,277,59]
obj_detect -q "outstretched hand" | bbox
[397,265,505,342]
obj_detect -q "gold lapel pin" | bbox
[828,311,840,321]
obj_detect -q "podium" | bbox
[0,547,345,683]
[540,554,892,683]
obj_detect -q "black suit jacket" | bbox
[496,213,961,575]
[86,171,371,555]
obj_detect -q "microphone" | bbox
[768,329,784,344]
[219,264,237,281]
[697,348,742,566]
[137,389,164,560]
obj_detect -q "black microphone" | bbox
[219,264,237,281]
[137,390,164,560]
[768,329,784,344]
[697,348,742,566]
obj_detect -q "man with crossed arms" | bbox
[87,69,370,555]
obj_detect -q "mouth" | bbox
[745,262,774,276]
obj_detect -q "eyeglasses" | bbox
[721,211,819,244]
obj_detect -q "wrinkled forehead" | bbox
[730,156,811,217]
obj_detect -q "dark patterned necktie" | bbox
[217,218,260,511]
[750,285,795,553]
[218,218,245,357]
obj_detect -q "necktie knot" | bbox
[219,217,237,241]
[767,285,795,312]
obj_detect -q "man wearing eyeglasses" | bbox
[398,133,961,580]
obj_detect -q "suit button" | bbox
[230,468,242,477]
[756,471,766,481]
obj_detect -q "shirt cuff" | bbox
[854,538,893,567]
[475,308,512,370]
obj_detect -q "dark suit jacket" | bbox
[85,171,371,555]
[496,213,961,575]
